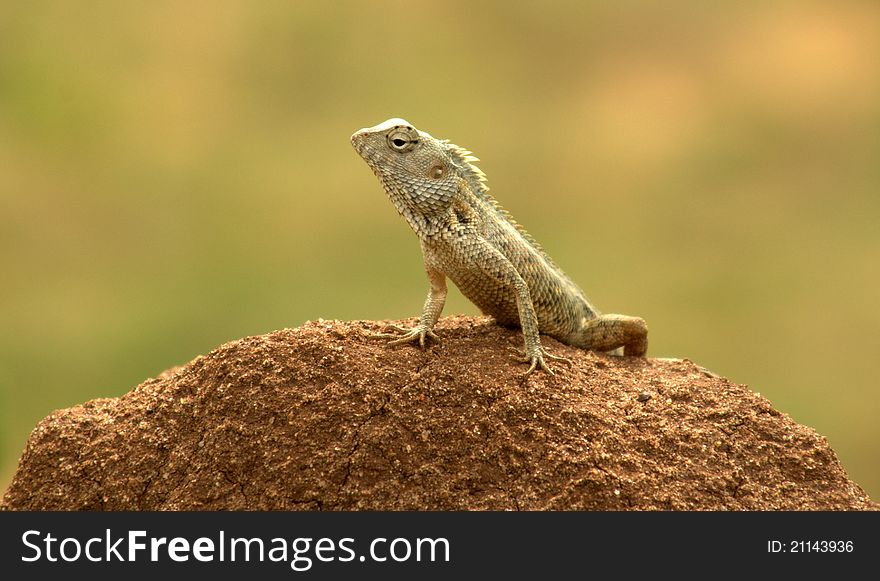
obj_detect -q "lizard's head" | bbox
[351,118,487,226]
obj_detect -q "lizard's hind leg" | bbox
[578,315,648,357]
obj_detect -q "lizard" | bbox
[351,118,648,375]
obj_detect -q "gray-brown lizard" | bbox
[351,118,648,374]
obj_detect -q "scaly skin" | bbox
[351,118,648,375]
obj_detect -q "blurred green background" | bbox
[1,1,878,501]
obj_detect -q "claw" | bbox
[384,324,411,334]
[511,345,571,376]
[524,354,555,376]
[372,324,439,349]
[542,351,573,365]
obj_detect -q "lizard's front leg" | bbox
[477,244,569,375]
[375,266,447,348]
[505,280,571,375]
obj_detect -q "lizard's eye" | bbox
[387,127,418,152]
[429,164,446,179]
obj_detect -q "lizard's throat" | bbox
[381,182,450,237]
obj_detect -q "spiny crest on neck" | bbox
[440,138,551,259]
[441,140,490,196]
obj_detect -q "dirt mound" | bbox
[2,316,875,510]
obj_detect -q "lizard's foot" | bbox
[373,324,440,348]
[508,346,572,376]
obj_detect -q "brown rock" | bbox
[2,316,876,510]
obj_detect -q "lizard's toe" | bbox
[375,325,439,348]
[542,350,573,366]
[510,346,568,374]
[523,354,555,376]
[384,324,411,334]
[418,330,440,348]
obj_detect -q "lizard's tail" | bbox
[578,314,648,357]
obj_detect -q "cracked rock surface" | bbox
[2,316,876,510]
